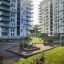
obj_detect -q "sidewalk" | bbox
[34,43,59,51]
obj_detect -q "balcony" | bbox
[0,36,19,39]
[8,0,10,1]
[26,28,31,31]
[0,1,10,6]
[0,0,11,2]
[26,19,32,22]
[39,21,42,23]
[2,29,9,33]
[27,3,33,7]
[11,9,16,13]
[25,11,33,14]
[0,17,10,22]
[0,12,10,16]
[0,23,9,27]
[21,19,32,22]
[26,15,32,18]
[26,7,33,10]
[24,23,31,26]
[0,6,10,12]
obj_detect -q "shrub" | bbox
[47,39,53,43]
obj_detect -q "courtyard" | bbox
[0,41,59,64]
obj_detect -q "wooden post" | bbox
[0,55,3,64]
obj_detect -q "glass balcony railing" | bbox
[2,29,9,33]
[26,15,33,18]
[27,4,33,7]
[0,1,10,6]
[0,23,9,27]
[0,23,16,28]
[0,12,10,16]
[0,17,10,22]
[25,10,33,14]
[24,23,31,26]
[0,0,10,2]
[0,6,10,11]
[26,7,33,10]
[26,19,32,22]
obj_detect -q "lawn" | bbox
[20,37,44,44]
[12,46,64,64]
[30,37,44,44]
[44,46,64,64]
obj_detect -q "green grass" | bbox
[44,46,64,64]
[30,37,44,44]
[13,52,44,64]
[20,37,44,44]
[13,46,64,64]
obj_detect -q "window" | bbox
[11,18,15,22]
[11,13,15,17]
[12,23,13,25]
[13,33,14,36]
[21,29,23,32]
[11,33,12,36]
[13,29,15,32]
[12,0,16,3]
[22,7,23,10]
[11,29,15,32]
[11,29,12,32]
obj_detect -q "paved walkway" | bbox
[0,43,22,64]
[34,43,58,50]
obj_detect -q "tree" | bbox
[30,25,41,37]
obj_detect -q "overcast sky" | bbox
[32,0,42,25]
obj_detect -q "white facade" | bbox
[39,0,54,36]
[39,0,64,36]
[20,0,33,38]
[53,0,64,35]
[0,0,33,39]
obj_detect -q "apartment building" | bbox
[0,0,33,39]
[39,0,54,36]
[20,0,33,38]
[39,0,64,36]
[53,0,64,36]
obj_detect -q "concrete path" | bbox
[34,43,58,50]
[0,43,22,64]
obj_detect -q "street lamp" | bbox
[60,33,62,46]
[23,34,25,49]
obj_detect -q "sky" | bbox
[32,0,42,25]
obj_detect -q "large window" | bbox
[12,0,16,3]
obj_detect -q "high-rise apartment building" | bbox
[0,0,33,39]
[39,0,54,36]
[53,0,64,36]
[39,0,64,36]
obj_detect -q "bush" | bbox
[47,39,53,43]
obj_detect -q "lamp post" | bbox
[60,33,62,46]
[22,34,25,49]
